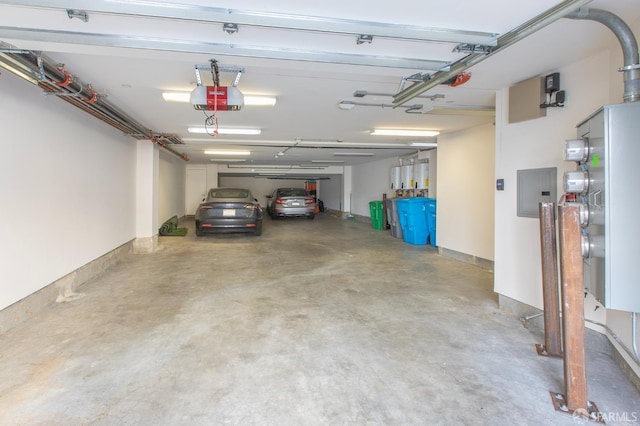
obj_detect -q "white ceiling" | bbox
[0,0,638,170]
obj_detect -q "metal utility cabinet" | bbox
[563,102,640,313]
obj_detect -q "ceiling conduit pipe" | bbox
[4,47,152,136]
[0,42,188,160]
[392,0,592,106]
[565,8,640,103]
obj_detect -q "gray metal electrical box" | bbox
[573,102,640,313]
[517,167,557,218]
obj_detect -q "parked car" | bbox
[195,188,263,236]
[266,188,316,219]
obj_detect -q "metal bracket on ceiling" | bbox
[397,73,431,93]
[67,9,89,23]
[223,23,239,34]
[453,43,494,54]
[35,53,46,80]
[194,63,245,87]
[0,47,31,54]
[405,72,431,83]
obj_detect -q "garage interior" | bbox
[1,0,639,424]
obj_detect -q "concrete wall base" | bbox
[0,240,132,335]
[438,247,494,272]
[133,235,158,254]
[498,293,640,393]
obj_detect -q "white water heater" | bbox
[414,161,430,189]
[401,164,414,189]
[390,166,402,190]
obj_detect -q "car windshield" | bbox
[278,189,308,197]
[209,189,249,199]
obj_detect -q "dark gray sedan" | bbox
[195,188,263,236]
[266,188,316,219]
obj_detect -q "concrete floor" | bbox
[0,214,638,425]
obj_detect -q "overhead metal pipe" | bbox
[0,42,188,160]
[0,43,152,136]
[566,8,640,103]
[392,0,592,106]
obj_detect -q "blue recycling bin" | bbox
[426,198,437,247]
[396,198,429,245]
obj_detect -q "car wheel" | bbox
[270,210,279,220]
[195,222,204,237]
[254,221,263,236]
[307,213,315,220]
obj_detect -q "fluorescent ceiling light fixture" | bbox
[244,96,277,106]
[162,92,190,102]
[188,127,261,135]
[163,92,275,106]
[311,160,344,163]
[410,142,438,147]
[204,150,251,155]
[333,152,374,157]
[371,129,440,137]
[209,158,246,162]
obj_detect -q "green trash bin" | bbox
[369,201,384,230]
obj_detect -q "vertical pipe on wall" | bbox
[565,8,640,103]
[537,202,563,357]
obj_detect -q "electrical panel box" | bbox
[508,76,547,123]
[517,167,557,218]
[545,72,560,93]
[567,102,640,312]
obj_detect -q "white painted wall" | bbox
[185,164,219,215]
[351,157,398,216]
[158,149,186,224]
[0,72,136,311]
[437,123,495,261]
[219,176,306,207]
[320,174,343,211]
[494,50,611,309]
[494,16,640,374]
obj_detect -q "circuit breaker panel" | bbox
[563,102,640,313]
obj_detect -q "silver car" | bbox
[195,188,263,236]
[266,188,316,219]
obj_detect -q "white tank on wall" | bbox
[401,164,414,189]
[390,166,402,190]
[414,161,430,189]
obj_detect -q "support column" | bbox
[550,203,602,422]
[536,202,562,358]
[134,140,159,253]
[343,165,353,217]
